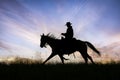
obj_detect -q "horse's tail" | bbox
[85,41,101,56]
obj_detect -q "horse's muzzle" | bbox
[40,45,43,48]
[40,44,46,48]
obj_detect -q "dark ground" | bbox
[0,63,120,80]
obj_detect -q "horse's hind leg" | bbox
[87,54,95,64]
[81,53,88,64]
[80,52,95,64]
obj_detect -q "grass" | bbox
[0,62,120,80]
[0,57,120,80]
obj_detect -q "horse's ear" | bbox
[40,33,44,37]
[41,33,44,36]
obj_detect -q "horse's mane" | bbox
[46,33,59,40]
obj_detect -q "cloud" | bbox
[0,0,43,58]
[98,41,120,63]
[0,40,11,51]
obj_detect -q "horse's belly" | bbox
[61,49,75,55]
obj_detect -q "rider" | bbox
[61,22,74,40]
[61,22,76,58]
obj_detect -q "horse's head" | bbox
[40,34,47,48]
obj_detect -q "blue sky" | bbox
[0,0,120,60]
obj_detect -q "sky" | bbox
[0,0,120,62]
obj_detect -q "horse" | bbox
[40,33,100,64]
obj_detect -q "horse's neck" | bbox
[47,37,57,47]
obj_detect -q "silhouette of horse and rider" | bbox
[40,22,100,64]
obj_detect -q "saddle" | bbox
[61,37,77,45]
[61,37,76,41]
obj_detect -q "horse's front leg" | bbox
[58,54,65,64]
[63,57,69,60]
[42,53,55,64]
